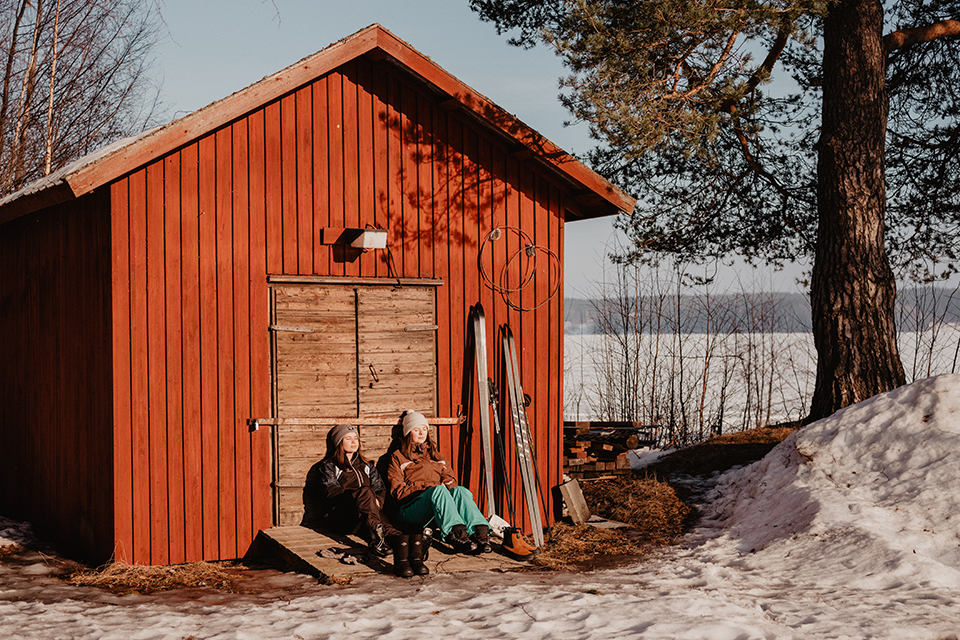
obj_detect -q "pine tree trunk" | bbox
[809,0,905,422]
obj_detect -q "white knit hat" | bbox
[402,410,429,436]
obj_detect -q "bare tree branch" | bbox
[0,0,161,196]
[44,0,62,175]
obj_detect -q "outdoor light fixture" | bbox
[321,227,388,251]
[350,228,387,250]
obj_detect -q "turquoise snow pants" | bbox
[397,485,488,538]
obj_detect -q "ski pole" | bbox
[489,377,517,525]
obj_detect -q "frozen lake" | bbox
[564,327,960,438]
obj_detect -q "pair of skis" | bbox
[470,303,546,549]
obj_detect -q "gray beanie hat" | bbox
[402,410,429,436]
[328,423,358,447]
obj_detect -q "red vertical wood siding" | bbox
[128,170,152,563]
[163,153,186,565]
[0,193,114,562]
[180,144,204,562]
[112,179,134,561]
[103,59,569,563]
[232,120,253,559]
[146,162,169,564]
[247,110,273,540]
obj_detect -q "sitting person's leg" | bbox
[398,485,463,536]
[323,494,362,535]
[398,484,482,553]
[448,486,492,553]
[352,485,398,557]
[447,486,488,534]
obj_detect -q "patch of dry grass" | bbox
[581,475,692,545]
[66,561,246,594]
[531,522,643,569]
[543,424,800,568]
[532,474,691,569]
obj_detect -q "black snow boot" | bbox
[409,533,430,576]
[470,524,493,554]
[445,524,478,554]
[391,535,414,578]
[369,523,390,558]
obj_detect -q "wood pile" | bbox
[563,422,658,480]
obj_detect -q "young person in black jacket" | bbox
[307,423,395,559]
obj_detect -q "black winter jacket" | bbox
[318,454,387,500]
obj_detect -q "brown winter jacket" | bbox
[387,445,458,504]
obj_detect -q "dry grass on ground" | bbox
[532,475,691,569]
[531,521,644,570]
[66,561,246,594]
[539,423,800,567]
[580,475,692,545]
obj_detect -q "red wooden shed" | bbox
[0,25,634,565]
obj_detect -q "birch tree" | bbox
[0,0,161,197]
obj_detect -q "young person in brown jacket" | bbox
[386,410,492,555]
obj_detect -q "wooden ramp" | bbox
[252,525,531,582]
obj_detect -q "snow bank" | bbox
[704,373,960,589]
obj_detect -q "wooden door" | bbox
[272,286,358,418]
[269,282,438,525]
[356,286,438,415]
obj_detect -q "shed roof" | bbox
[0,25,635,226]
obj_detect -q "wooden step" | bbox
[251,525,532,583]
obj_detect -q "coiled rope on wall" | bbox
[477,226,561,312]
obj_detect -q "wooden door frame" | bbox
[266,275,443,526]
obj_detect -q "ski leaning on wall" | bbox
[500,324,546,548]
[470,303,497,519]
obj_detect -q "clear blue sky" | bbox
[153,0,803,295]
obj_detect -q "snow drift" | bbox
[703,373,960,590]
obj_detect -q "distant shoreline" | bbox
[564,290,960,335]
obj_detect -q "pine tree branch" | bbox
[885,19,960,54]
[715,28,789,115]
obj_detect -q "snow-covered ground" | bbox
[5,374,960,638]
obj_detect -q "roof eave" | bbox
[0,180,75,226]
[63,26,384,198]
[2,24,634,222]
